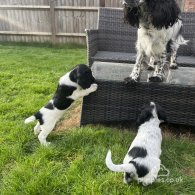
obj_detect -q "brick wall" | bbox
[184,0,195,11]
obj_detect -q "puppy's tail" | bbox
[176,35,189,45]
[24,115,36,124]
[105,150,136,173]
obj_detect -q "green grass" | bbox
[0,42,194,195]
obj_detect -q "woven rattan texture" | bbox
[81,81,195,126]
[86,8,195,66]
[82,8,195,127]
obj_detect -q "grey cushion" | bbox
[167,67,195,85]
[92,61,195,86]
[177,56,195,67]
[92,51,136,63]
[92,51,195,67]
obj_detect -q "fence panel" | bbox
[105,0,185,10]
[0,0,188,44]
[0,0,99,44]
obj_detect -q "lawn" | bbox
[0,42,194,195]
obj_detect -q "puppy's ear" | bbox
[136,108,153,126]
[69,68,78,82]
[156,103,167,122]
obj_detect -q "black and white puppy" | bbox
[123,0,188,83]
[25,64,97,146]
[105,102,166,186]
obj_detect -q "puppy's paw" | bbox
[34,129,41,135]
[149,74,164,82]
[34,126,41,135]
[124,77,138,85]
[42,142,51,147]
[170,63,178,69]
[142,182,150,186]
[90,83,98,92]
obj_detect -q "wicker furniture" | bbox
[81,8,195,127]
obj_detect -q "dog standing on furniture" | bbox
[25,64,97,146]
[123,0,188,83]
[105,102,166,186]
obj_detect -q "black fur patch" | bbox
[155,103,167,122]
[70,64,95,89]
[124,6,140,27]
[124,0,181,29]
[34,111,44,125]
[130,161,149,178]
[166,40,173,54]
[146,0,181,29]
[77,64,95,89]
[53,84,76,110]
[124,172,133,183]
[44,102,54,110]
[136,103,154,126]
[125,172,131,180]
[128,147,147,159]
[69,68,77,83]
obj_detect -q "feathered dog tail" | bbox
[176,35,189,45]
[105,150,136,173]
[24,115,36,124]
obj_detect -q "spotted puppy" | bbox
[25,64,97,146]
[105,102,166,186]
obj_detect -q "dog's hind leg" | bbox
[170,51,178,69]
[170,34,189,69]
[38,129,52,146]
[170,42,179,69]
[34,122,41,135]
[38,123,55,146]
[124,172,133,184]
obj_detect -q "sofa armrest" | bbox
[85,29,99,66]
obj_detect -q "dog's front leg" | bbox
[147,56,155,70]
[124,53,144,84]
[149,52,167,82]
[80,83,98,97]
[68,83,98,100]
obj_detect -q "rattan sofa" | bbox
[81,8,195,127]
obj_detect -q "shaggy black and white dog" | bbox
[123,0,188,83]
[105,102,166,186]
[25,64,97,146]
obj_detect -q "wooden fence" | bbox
[105,0,186,8]
[0,0,186,44]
